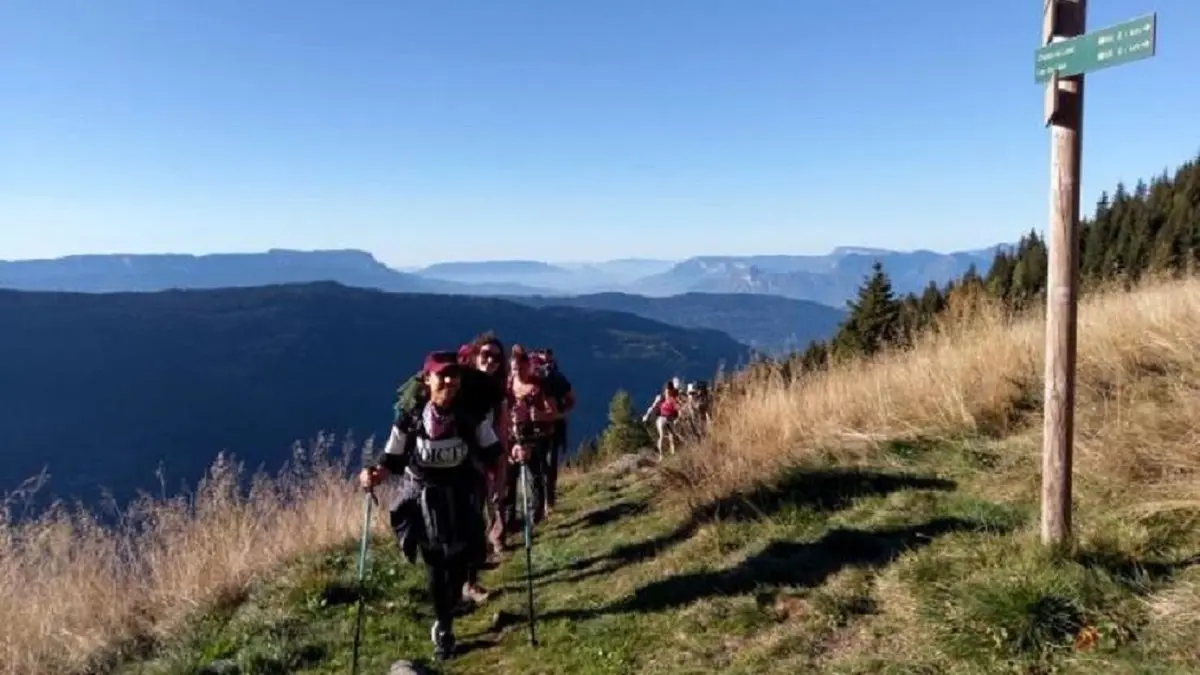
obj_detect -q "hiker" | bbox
[503,345,560,530]
[360,350,520,661]
[682,380,713,436]
[642,378,682,458]
[464,333,512,560]
[536,348,575,517]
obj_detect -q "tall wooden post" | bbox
[1040,0,1086,546]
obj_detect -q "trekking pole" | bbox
[519,462,539,647]
[351,488,378,675]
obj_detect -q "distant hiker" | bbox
[535,348,575,517]
[363,350,515,661]
[464,333,512,560]
[642,378,682,458]
[504,345,560,530]
[683,380,713,435]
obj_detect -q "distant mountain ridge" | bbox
[0,249,560,297]
[1,244,1008,309]
[625,246,1006,306]
[417,258,678,292]
[510,292,845,355]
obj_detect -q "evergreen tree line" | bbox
[790,151,1200,371]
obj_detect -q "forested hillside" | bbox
[0,282,747,508]
[789,153,1200,369]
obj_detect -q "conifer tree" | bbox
[834,261,903,358]
[599,389,651,456]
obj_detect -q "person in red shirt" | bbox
[643,378,682,458]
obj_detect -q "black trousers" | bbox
[422,547,470,633]
[389,478,486,631]
[503,436,550,526]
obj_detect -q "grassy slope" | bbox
[117,438,1195,674]
[7,277,1200,675]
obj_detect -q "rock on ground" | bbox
[389,659,428,674]
[603,450,658,477]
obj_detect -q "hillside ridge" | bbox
[0,281,748,510]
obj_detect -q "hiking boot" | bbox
[431,621,455,661]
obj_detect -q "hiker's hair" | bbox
[469,331,509,383]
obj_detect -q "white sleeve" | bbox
[475,410,500,447]
[383,425,407,455]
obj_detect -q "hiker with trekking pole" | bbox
[502,345,560,531]
[358,350,511,662]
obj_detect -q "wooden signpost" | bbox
[1036,1,1157,546]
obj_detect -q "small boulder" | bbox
[603,451,657,477]
[198,660,239,675]
[389,659,429,675]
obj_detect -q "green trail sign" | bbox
[1034,13,1156,84]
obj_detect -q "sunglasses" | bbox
[479,350,501,361]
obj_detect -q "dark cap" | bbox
[423,350,461,375]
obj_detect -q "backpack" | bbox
[533,350,573,412]
[393,366,504,428]
[508,379,558,442]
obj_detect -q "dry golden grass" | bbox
[666,275,1200,669]
[0,436,378,675]
[681,275,1200,511]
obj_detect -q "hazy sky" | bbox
[3,1,1197,267]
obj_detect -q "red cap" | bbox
[423,350,461,375]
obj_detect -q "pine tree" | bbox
[834,261,903,358]
[984,251,1015,301]
[799,339,829,372]
[599,389,651,456]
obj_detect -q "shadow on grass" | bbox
[540,516,996,623]
[557,500,650,531]
[1074,549,1200,587]
[518,468,958,590]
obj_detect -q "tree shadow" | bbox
[692,466,957,523]
[1074,550,1200,587]
[515,468,958,590]
[556,500,650,531]
[539,516,996,623]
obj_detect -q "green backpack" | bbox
[392,366,504,427]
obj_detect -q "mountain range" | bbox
[0,243,1002,508]
[0,245,1002,309]
[0,282,749,509]
[509,292,844,355]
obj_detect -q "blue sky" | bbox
[3,1,1197,267]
